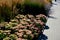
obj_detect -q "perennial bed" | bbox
[0,14,47,40]
[0,0,51,40]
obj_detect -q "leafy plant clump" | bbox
[0,14,47,40]
[23,2,46,15]
[15,1,48,16]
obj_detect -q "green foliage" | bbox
[0,33,7,40]
[24,2,48,15]
[5,24,12,29]
[40,17,47,23]
[3,37,10,40]
[0,4,16,22]
[9,34,18,40]
[35,23,42,28]
[15,1,48,16]
[3,34,18,40]
[16,3,23,14]
[27,35,32,40]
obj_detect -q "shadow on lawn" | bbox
[38,33,48,40]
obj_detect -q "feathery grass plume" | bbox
[0,2,16,22]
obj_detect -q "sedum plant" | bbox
[0,14,47,40]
